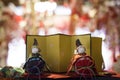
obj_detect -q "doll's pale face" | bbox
[77,46,86,54]
[32,47,39,54]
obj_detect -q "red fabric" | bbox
[74,56,98,77]
[75,56,93,67]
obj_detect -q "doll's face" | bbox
[32,47,39,54]
[77,46,86,54]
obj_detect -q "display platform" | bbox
[1,72,120,80]
[20,72,120,80]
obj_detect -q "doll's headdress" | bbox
[76,39,82,47]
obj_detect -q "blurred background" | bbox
[0,0,120,72]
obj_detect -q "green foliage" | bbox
[0,66,25,78]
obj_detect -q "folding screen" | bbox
[26,34,102,72]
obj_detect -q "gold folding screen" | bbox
[26,34,103,72]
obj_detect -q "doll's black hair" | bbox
[76,39,82,47]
